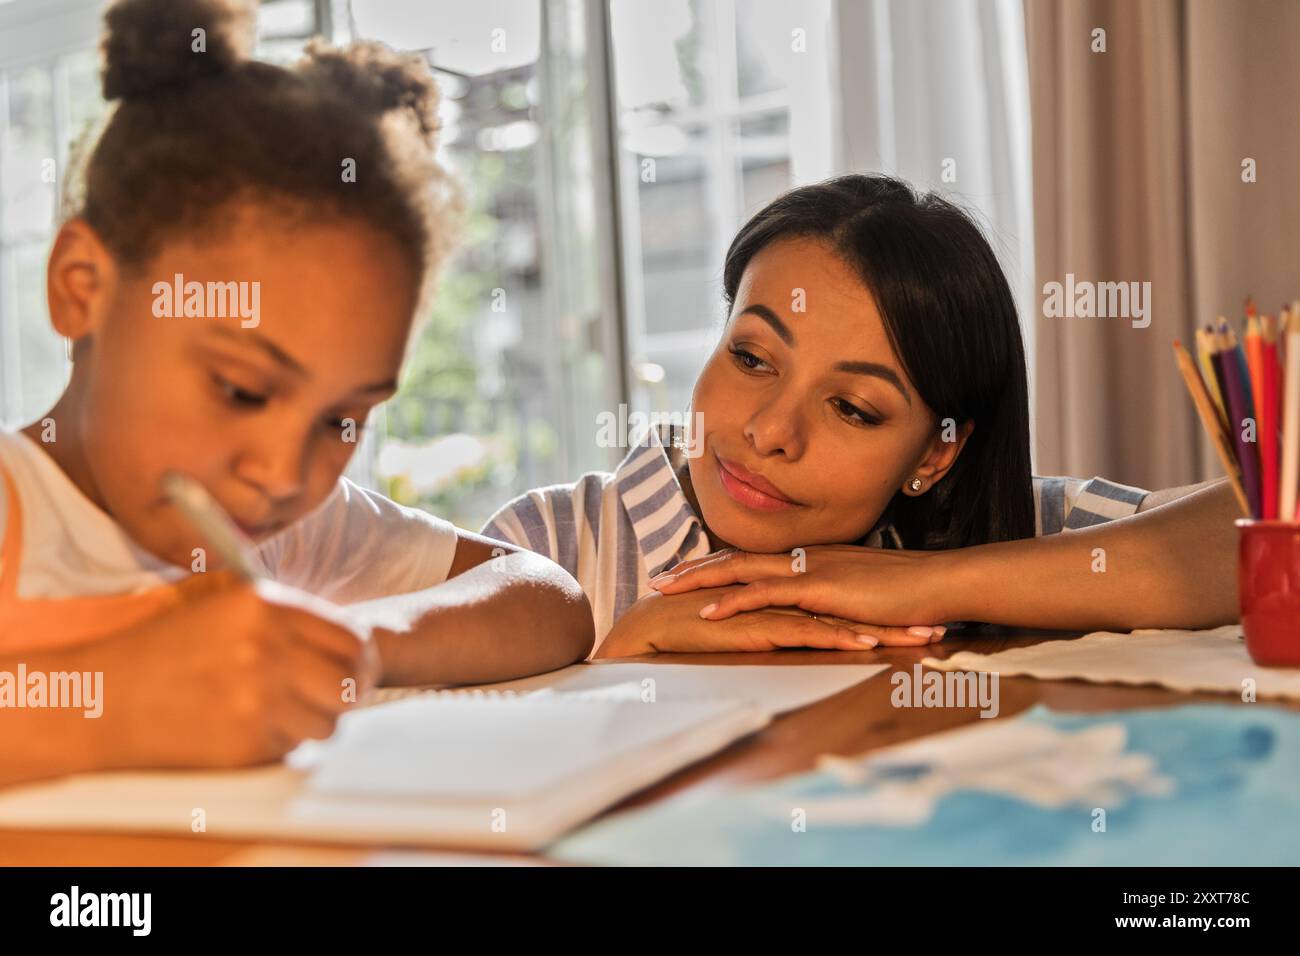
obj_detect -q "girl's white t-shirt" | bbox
[0,430,459,603]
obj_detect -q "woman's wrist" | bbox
[924,545,986,624]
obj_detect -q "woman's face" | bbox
[687,236,968,553]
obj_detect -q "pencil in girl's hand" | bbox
[1282,305,1300,521]
[1173,341,1251,516]
[161,471,265,580]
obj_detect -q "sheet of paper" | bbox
[369,663,889,714]
[302,694,753,799]
[0,694,770,850]
[921,624,1300,699]
[0,663,879,849]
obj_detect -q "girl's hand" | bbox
[648,545,953,637]
[96,571,375,771]
[593,586,941,658]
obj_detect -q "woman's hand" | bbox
[648,545,954,636]
[593,585,942,658]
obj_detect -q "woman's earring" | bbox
[907,476,923,494]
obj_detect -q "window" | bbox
[345,0,618,528]
[0,0,328,431]
[608,0,836,416]
[0,21,104,428]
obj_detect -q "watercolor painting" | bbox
[549,704,1296,866]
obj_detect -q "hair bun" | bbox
[101,0,256,101]
[299,40,442,146]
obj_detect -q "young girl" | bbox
[483,175,1237,655]
[0,0,593,786]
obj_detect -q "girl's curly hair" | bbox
[65,0,460,303]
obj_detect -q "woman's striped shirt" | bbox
[482,426,1149,646]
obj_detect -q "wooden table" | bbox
[0,629,1278,866]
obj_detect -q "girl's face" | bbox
[49,205,418,569]
[687,236,968,553]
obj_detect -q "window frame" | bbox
[0,0,106,427]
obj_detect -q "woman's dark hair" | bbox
[64,0,458,296]
[721,174,1035,550]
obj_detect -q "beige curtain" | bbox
[1025,0,1300,490]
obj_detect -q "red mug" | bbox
[1237,519,1300,666]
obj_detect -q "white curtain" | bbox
[831,0,1037,440]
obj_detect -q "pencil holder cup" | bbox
[1237,520,1300,666]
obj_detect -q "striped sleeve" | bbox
[480,487,561,561]
[480,474,608,584]
[1032,475,1150,534]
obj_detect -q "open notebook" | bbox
[0,663,883,851]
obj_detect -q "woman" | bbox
[483,175,1237,655]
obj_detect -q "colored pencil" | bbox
[1173,341,1250,516]
[1176,299,1300,522]
[1259,315,1280,518]
[1245,313,1264,404]
[1223,319,1257,428]
[1195,326,1228,430]
[1282,305,1300,521]
[1209,325,1234,441]
[160,472,265,580]
[1218,325,1262,517]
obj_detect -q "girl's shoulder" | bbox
[259,477,460,602]
[0,429,59,540]
[1031,474,1150,535]
[0,431,17,539]
[0,429,182,598]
